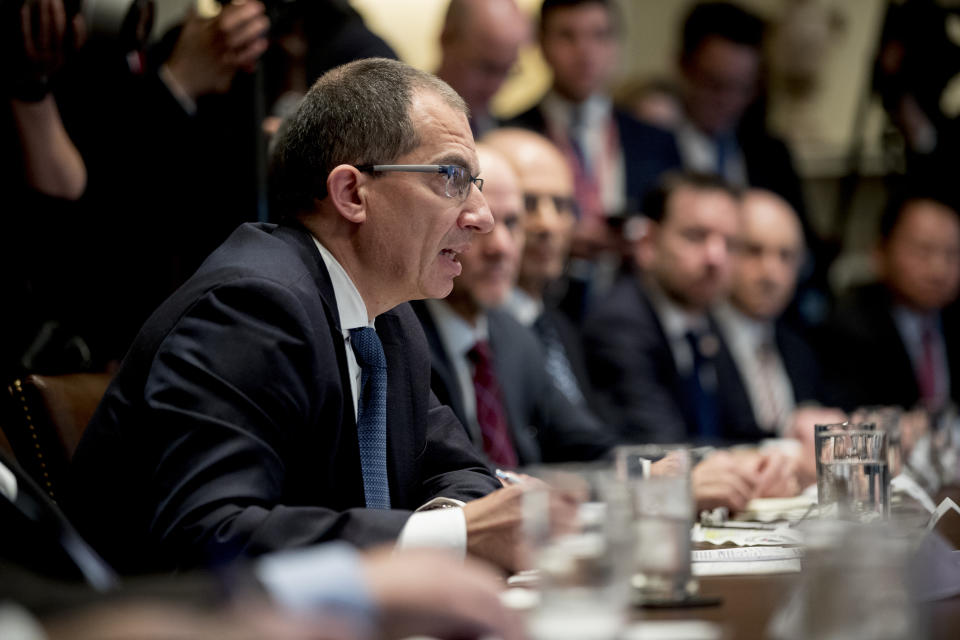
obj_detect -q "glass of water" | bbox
[523,464,632,640]
[816,429,889,522]
[615,445,694,604]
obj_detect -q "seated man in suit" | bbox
[824,192,960,413]
[583,172,802,496]
[674,2,805,223]
[413,144,613,467]
[435,0,530,138]
[483,128,595,410]
[714,189,831,434]
[584,172,744,444]
[507,0,681,320]
[67,58,529,576]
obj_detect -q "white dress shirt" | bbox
[504,287,543,328]
[311,238,466,556]
[675,118,747,187]
[540,91,627,216]
[644,281,712,376]
[714,304,795,434]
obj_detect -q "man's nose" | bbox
[460,189,494,234]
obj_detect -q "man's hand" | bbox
[362,549,523,640]
[165,1,269,99]
[19,0,85,80]
[691,450,757,513]
[751,448,801,498]
[462,481,579,573]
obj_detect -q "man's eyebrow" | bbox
[434,154,478,175]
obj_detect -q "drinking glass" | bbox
[523,464,632,640]
[816,429,889,522]
[615,445,694,604]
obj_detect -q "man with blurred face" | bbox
[436,0,530,137]
[484,128,593,409]
[508,0,680,226]
[825,194,960,412]
[676,2,805,223]
[714,189,824,434]
[584,172,744,443]
[413,145,612,466]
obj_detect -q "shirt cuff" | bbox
[254,542,375,635]
[395,506,467,559]
[158,64,197,116]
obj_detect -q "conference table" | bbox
[508,485,960,639]
[634,485,960,639]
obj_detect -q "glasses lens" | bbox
[441,166,467,200]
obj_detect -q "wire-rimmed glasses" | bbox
[355,164,483,201]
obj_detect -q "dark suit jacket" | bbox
[412,303,613,465]
[583,276,783,444]
[506,103,682,214]
[821,283,960,411]
[67,223,499,575]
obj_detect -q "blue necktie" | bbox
[534,314,586,406]
[349,327,391,509]
[682,330,720,440]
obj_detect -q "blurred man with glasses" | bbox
[68,58,535,578]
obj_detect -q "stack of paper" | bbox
[691,545,803,576]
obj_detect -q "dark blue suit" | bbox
[583,276,821,444]
[67,223,499,574]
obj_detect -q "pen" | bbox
[495,468,523,485]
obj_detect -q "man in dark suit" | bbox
[413,145,612,467]
[507,0,681,222]
[674,2,805,224]
[584,172,759,444]
[714,189,826,435]
[823,193,960,413]
[67,58,530,576]
[484,128,598,411]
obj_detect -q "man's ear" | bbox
[327,164,367,224]
[635,221,659,269]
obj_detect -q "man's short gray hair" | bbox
[270,57,468,217]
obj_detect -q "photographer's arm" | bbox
[11,95,85,200]
[10,0,86,200]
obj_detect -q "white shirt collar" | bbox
[540,91,613,132]
[425,299,489,357]
[503,288,543,328]
[714,303,774,350]
[312,236,372,330]
[644,277,710,339]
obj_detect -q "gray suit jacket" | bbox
[412,303,614,465]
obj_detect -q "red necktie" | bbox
[917,323,938,408]
[468,341,518,468]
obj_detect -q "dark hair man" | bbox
[68,58,531,576]
[824,193,960,412]
[675,2,806,222]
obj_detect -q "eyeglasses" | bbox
[355,164,484,201]
[523,192,579,216]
